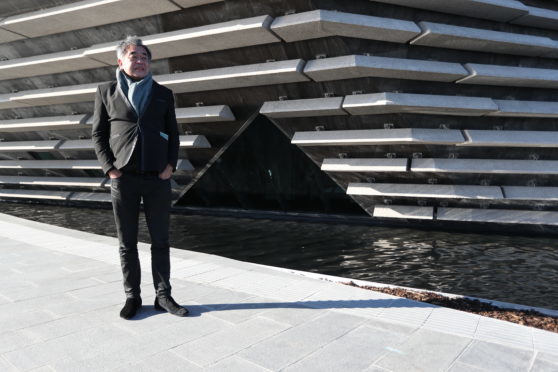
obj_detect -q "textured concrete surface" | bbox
[304,55,468,83]
[0,0,179,39]
[342,92,498,116]
[175,106,235,124]
[2,212,556,371]
[458,63,558,89]
[512,5,558,31]
[291,128,465,146]
[437,208,558,226]
[490,100,558,118]
[347,183,503,199]
[373,205,434,220]
[503,187,558,201]
[0,114,90,132]
[85,15,278,65]
[462,130,558,148]
[321,158,408,173]
[410,159,558,175]
[411,21,558,58]
[260,97,347,118]
[270,9,420,43]
[368,0,528,22]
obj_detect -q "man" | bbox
[92,36,188,319]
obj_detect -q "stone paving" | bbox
[0,212,557,371]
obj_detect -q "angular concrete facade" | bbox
[0,0,557,231]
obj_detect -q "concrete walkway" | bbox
[0,212,556,371]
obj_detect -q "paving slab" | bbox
[0,212,557,371]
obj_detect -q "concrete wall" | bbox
[0,0,557,230]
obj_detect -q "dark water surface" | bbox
[2,203,557,309]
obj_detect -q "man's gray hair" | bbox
[116,36,152,61]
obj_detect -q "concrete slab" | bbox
[0,176,106,187]
[490,99,558,118]
[369,0,529,22]
[373,205,434,220]
[377,329,472,371]
[0,26,25,43]
[458,63,558,89]
[179,135,211,148]
[0,114,91,132]
[56,140,94,151]
[85,15,279,65]
[67,192,112,202]
[172,316,291,367]
[238,312,366,370]
[172,0,223,8]
[271,9,420,43]
[321,158,408,172]
[175,105,235,123]
[292,128,465,146]
[10,82,101,107]
[0,59,305,110]
[304,55,468,83]
[0,189,71,200]
[156,59,309,93]
[462,130,558,147]
[503,186,558,201]
[458,340,532,371]
[411,158,558,175]
[437,207,558,226]
[347,183,504,199]
[0,0,180,38]
[53,136,208,150]
[0,140,60,152]
[283,324,407,371]
[0,48,108,81]
[411,21,558,58]
[0,92,33,110]
[0,212,557,370]
[0,160,101,169]
[343,92,498,116]
[512,6,558,31]
[260,97,347,118]
[176,159,194,171]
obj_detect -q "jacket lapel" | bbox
[116,82,139,121]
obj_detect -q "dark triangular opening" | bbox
[176,114,365,215]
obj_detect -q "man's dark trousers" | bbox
[111,172,172,299]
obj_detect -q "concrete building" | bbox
[0,0,557,232]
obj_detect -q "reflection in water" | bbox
[2,203,557,309]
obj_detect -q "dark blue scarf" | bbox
[116,68,153,117]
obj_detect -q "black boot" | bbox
[119,298,142,319]
[154,296,188,317]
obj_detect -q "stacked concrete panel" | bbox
[0,0,237,204]
[258,0,558,229]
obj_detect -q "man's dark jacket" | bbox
[92,80,179,175]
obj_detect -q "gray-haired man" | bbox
[92,36,188,319]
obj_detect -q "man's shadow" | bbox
[132,298,435,320]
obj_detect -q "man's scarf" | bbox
[116,68,153,117]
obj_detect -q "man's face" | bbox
[118,44,150,80]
